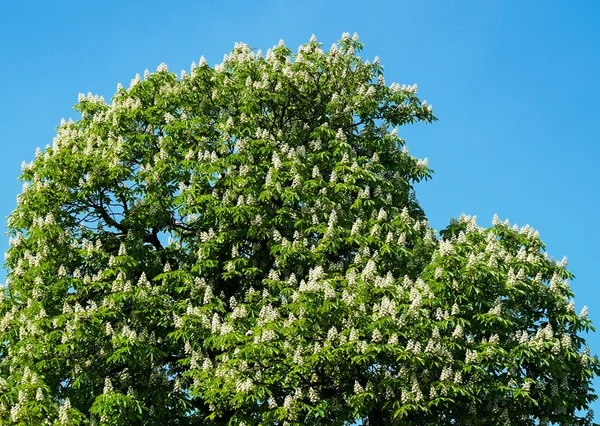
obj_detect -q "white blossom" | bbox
[465,349,477,364]
[268,395,277,408]
[438,239,454,256]
[103,377,113,394]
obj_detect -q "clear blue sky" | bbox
[1,0,599,417]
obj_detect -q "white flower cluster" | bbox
[416,158,429,169]
[438,239,454,256]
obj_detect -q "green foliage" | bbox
[0,33,598,425]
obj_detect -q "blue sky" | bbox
[1,0,599,417]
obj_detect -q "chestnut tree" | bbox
[0,34,598,425]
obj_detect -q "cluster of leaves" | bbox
[0,34,598,425]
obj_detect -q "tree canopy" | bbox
[1,34,598,425]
